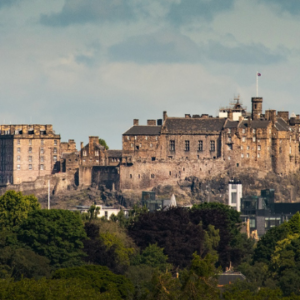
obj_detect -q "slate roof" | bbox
[275,118,290,131]
[224,120,239,128]
[107,150,122,157]
[238,120,270,129]
[123,126,161,135]
[162,118,226,134]
[218,272,246,286]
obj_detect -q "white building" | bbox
[228,179,243,212]
[74,205,129,219]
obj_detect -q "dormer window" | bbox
[83,151,87,156]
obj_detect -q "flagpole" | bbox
[256,72,258,97]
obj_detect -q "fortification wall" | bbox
[119,158,226,190]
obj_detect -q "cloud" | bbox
[0,0,19,9]
[260,0,300,15]
[109,31,286,65]
[40,0,134,26]
[204,41,286,65]
[167,0,235,25]
[109,31,201,64]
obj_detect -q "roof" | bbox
[162,118,226,134]
[107,150,122,157]
[238,120,270,129]
[123,126,161,135]
[224,120,238,128]
[218,272,246,286]
[275,118,290,131]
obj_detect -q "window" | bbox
[198,140,203,151]
[150,143,153,148]
[228,156,231,160]
[250,218,256,229]
[40,148,44,154]
[185,140,190,151]
[53,155,57,162]
[145,136,148,140]
[29,164,32,170]
[54,140,57,145]
[17,139,20,145]
[170,140,175,151]
[253,129,256,134]
[228,129,231,133]
[53,148,57,154]
[169,171,171,175]
[241,146,243,150]
[28,156,32,162]
[155,136,158,140]
[41,139,44,145]
[29,139,32,145]
[40,164,44,170]
[253,137,256,142]
[247,153,249,158]
[228,144,232,150]
[228,137,232,143]
[152,157,156,161]
[105,211,108,219]
[247,146,250,150]
[40,156,44,162]
[95,151,99,156]
[16,147,20,153]
[258,145,261,151]
[242,129,245,133]
[134,136,137,140]
[241,153,244,158]
[28,147,32,153]
[210,141,215,151]
[83,150,87,156]
[17,164,20,170]
[258,153,260,158]
[151,174,155,178]
[130,174,132,179]
[17,155,20,162]
[258,139,260,143]
[127,136,130,140]
[242,137,246,142]
[131,143,133,147]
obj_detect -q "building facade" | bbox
[0,124,60,185]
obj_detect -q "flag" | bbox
[257,73,261,76]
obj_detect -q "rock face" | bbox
[38,168,300,210]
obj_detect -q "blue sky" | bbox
[0,0,300,149]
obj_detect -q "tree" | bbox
[132,244,170,271]
[99,138,109,150]
[52,265,134,299]
[17,209,87,268]
[128,207,205,269]
[0,191,40,229]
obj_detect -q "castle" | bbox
[2,95,300,192]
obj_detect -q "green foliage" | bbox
[0,277,117,299]
[17,209,87,268]
[0,191,40,229]
[99,138,109,150]
[132,244,170,271]
[201,224,220,257]
[0,247,51,280]
[52,265,134,299]
[100,232,135,269]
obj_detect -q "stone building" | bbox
[118,96,300,190]
[0,124,60,184]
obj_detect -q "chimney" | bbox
[80,142,84,149]
[133,119,139,126]
[163,111,167,121]
[185,114,191,119]
[147,120,156,126]
[277,111,289,122]
[270,110,276,124]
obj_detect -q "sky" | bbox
[1,0,300,149]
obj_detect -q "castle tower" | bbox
[251,97,263,120]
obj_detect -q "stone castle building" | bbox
[2,95,300,192]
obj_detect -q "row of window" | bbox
[169,140,215,152]
[82,151,99,157]
[17,147,57,154]
[228,154,261,160]
[16,139,58,145]
[16,155,57,162]
[127,136,158,141]
[16,164,46,170]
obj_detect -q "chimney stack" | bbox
[133,119,139,126]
